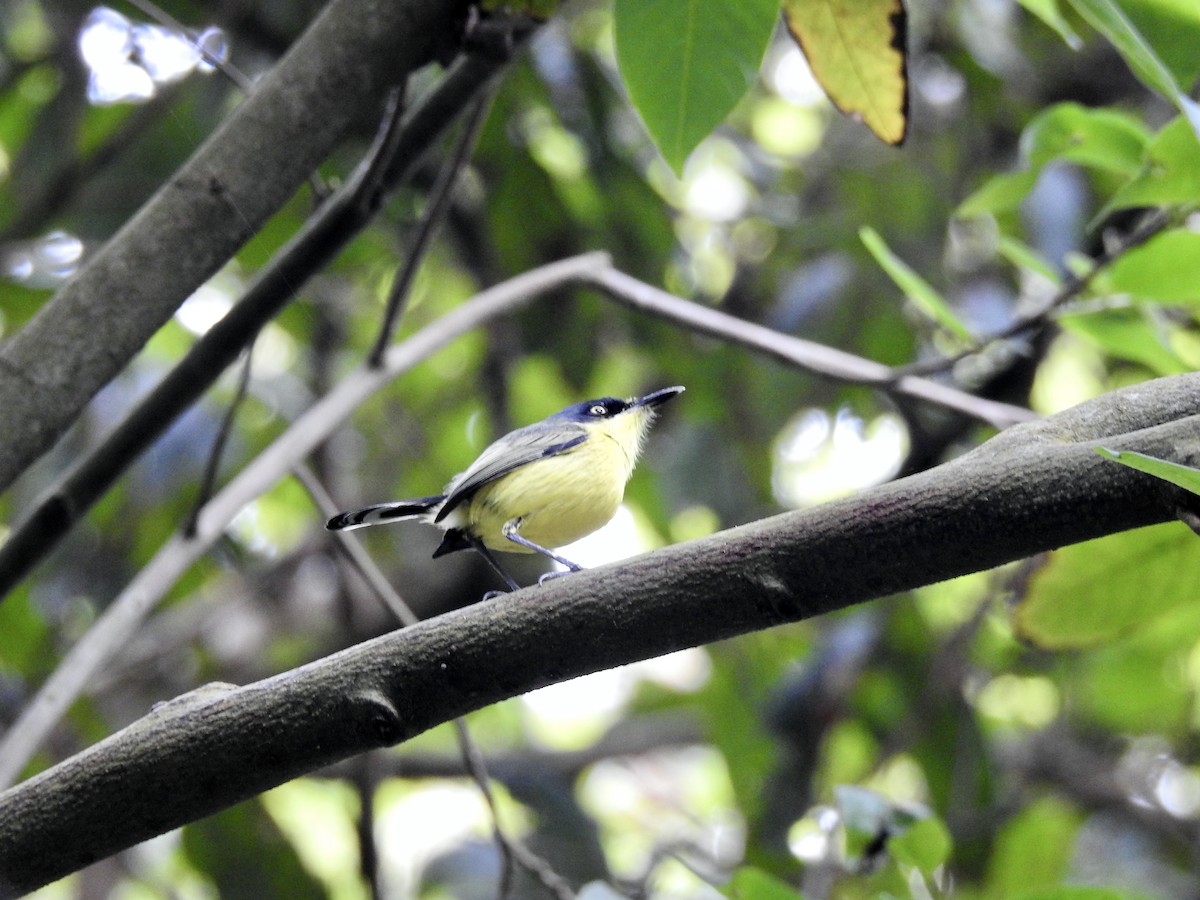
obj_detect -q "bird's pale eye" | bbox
[589,404,607,416]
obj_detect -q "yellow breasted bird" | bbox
[327,386,684,590]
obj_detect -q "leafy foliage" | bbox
[1,0,1200,896]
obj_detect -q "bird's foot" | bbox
[537,567,580,587]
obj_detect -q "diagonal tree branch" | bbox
[0,0,471,493]
[0,50,520,600]
[0,254,612,792]
[1,372,1199,892]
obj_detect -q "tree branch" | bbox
[0,50,518,599]
[2,372,1199,892]
[0,0,471,492]
[0,254,612,793]
[584,269,1036,429]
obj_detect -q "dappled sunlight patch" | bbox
[772,406,908,507]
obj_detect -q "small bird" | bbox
[327,386,684,591]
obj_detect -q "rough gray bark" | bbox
[2,373,1199,893]
[0,0,468,493]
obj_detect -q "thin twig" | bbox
[184,346,254,538]
[450,718,517,899]
[0,53,517,603]
[293,465,419,627]
[899,208,1179,378]
[583,268,1036,429]
[123,0,255,93]
[298,464,575,900]
[351,755,382,900]
[0,251,608,791]
[368,89,497,367]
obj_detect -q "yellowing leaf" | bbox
[783,0,908,145]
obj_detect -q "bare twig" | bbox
[368,88,497,367]
[123,0,255,93]
[583,268,1036,429]
[0,252,610,792]
[0,52,518,602]
[5,372,1200,891]
[299,465,575,900]
[184,347,254,538]
[900,208,1178,379]
[350,755,382,900]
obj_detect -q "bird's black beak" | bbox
[635,385,685,409]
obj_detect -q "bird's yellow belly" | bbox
[465,438,629,553]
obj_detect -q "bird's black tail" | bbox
[325,496,444,532]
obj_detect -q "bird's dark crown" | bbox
[551,397,630,422]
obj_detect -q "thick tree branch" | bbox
[2,373,1199,892]
[0,51,517,598]
[0,254,612,792]
[0,0,470,492]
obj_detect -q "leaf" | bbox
[613,0,779,173]
[1104,114,1200,213]
[860,227,974,341]
[888,816,952,875]
[958,170,1041,216]
[1018,0,1084,48]
[1119,0,1200,88]
[1016,523,1200,648]
[957,104,1148,215]
[1060,308,1188,376]
[998,236,1062,285]
[1100,229,1200,304]
[1022,103,1150,173]
[1066,0,1200,140]
[984,798,1081,897]
[783,0,908,145]
[721,867,807,899]
[1096,447,1200,495]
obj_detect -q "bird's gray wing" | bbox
[434,421,587,522]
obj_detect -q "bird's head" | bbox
[550,385,684,466]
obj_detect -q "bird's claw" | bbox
[537,569,574,586]
[481,589,509,601]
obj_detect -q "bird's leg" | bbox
[466,535,521,598]
[501,519,584,584]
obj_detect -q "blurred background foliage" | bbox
[1,0,1200,896]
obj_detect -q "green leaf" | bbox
[1119,0,1200,88]
[1096,447,1200,495]
[888,816,952,875]
[1066,0,1200,139]
[860,227,974,341]
[783,0,908,145]
[1060,308,1189,376]
[1100,229,1200,304]
[1016,523,1200,648]
[722,867,807,899]
[998,236,1062,285]
[984,798,1081,897]
[957,104,1148,215]
[958,170,1041,216]
[1022,102,1150,173]
[1104,115,1200,213]
[614,0,778,173]
[1018,0,1084,47]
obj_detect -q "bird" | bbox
[327,385,684,591]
